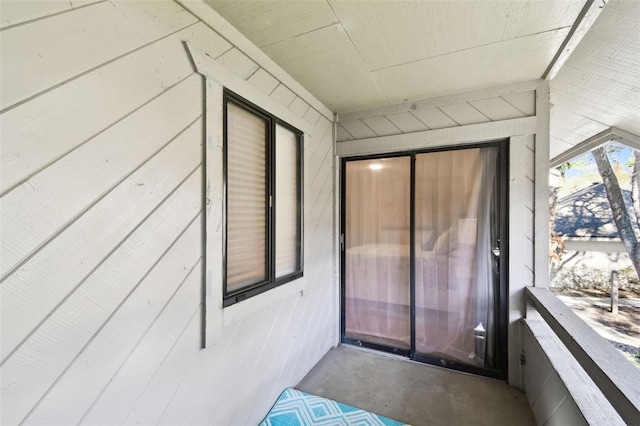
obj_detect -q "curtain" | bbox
[344,147,499,368]
[344,157,411,349]
[414,147,498,367]
[275,124,299,278]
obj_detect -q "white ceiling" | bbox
[205,0,640,157]
[550,0,640,157]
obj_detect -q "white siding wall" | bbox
[523,321,588,425]
[336,84,536,142]
[335,81,541,387]
[0,1,335,425]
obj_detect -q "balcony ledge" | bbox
[525,286,640,425]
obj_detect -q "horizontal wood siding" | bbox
[0,1,334,425]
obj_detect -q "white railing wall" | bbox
[524,287,639,425]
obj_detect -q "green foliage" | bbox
[551,265,640,293]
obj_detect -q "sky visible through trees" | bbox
[558,143,636,198]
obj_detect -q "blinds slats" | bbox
[226,102,267,290]
[275,124,300,278]
[224,98,302,298]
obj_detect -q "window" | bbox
[223,90,303,306]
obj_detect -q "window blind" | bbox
[226,103,267,292]
[275,124,300,278]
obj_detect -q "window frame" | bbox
[222,89,303,307]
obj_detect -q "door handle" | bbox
[492,247,500,258]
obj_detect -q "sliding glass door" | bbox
[341,142,507,378]
[343,156,412,352]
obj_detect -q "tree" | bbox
[632,150,640,219]
[592,146,640,277]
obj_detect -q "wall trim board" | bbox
[338,80,538,123]
[534,81,550,288]
[185,42,314,136]
[509,134,535,388]
[543,0,607,80]
[550,127,640,168]
[335,116,536,157]
[174,0,333,121]
[202,77,224,348]
[185,42,310,347]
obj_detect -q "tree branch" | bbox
[632,150,640,226]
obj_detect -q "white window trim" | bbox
[184,42,310,347]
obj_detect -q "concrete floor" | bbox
[296,345,536,426]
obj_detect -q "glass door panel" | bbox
[414,147,500,369]
[344,157,411,350]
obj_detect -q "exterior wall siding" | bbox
[0,1,335,425]
[336,86,535,142]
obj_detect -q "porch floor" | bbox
[296,345,535,426]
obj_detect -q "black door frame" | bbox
[340,139,509,380]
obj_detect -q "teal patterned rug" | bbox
[260,388,408,426]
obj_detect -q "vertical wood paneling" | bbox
[2,1,335,425]
[534,81,551,288]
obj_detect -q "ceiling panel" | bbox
[204,0,338,48]
[372,28,569,105]
[551,105,609,147]
[329,0,583,71]
[550,136,575,159]
[204,0,638,162]
[261,24,388,112]
[551,0,640,142]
